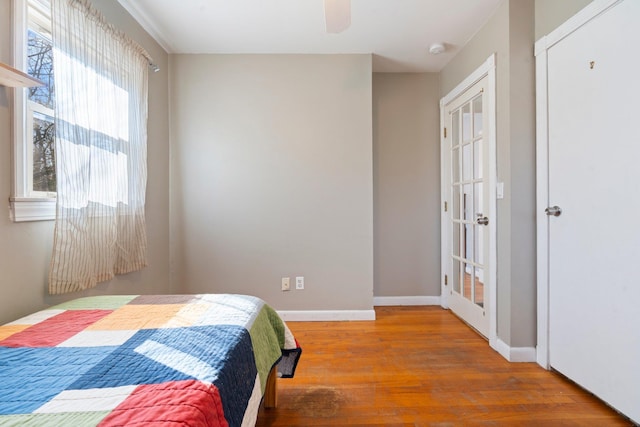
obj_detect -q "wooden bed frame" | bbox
[264,366,278,408]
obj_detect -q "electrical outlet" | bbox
[281,277,290,291]
[295,276,304,290]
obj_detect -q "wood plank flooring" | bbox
[257,306,632,426]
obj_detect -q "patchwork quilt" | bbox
[0,294,301,426]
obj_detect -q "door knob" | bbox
[545,206,562,217]
[477,216,489,225]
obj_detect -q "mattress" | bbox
[0,294,301,426]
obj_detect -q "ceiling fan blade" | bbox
[324,0,351,33]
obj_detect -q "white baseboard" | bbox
[373,296,442,306]
[495,338,537,362]
[276,310,376,321]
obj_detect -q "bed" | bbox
[0,294,301,426]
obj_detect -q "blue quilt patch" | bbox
[209,327,258,427]
[0,346,117,414]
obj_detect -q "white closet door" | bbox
[546,0,640,423]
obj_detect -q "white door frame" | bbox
[440,54,497,351]
[535,0,621,369]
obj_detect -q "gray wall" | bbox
[0,0,595,326]
[0,0,171,324]
[440,0,536,348]
[372,73,441,298]
[169,54,374,311]
[535,0,593,39]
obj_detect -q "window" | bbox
[10,0,150,291]
[11,0,56,221]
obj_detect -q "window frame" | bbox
[10,0,56,222]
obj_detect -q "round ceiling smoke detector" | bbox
[429,43,446,55]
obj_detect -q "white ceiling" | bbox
[117,0,503,73]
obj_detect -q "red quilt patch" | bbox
[0,310,112,347]
[99,380,228,427]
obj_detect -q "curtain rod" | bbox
[69,0,159,73]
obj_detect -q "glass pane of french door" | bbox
[451,93,485,309]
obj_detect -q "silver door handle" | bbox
[477,216,489,225]
[545,206,562,217]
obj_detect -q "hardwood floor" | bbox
[257,306,632,426]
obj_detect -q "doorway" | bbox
[440,55,497,344]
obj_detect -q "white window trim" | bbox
[10,0,56,222]
[9,197,56,222]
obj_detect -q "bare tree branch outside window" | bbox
[28,29,56,192]
[33,113,56,192]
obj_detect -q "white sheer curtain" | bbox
[49,0,150,294]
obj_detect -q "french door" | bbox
[441,66,495,339]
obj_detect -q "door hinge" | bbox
[444,274,448,285]
[444,201,448,212]
[444,127,447,138]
